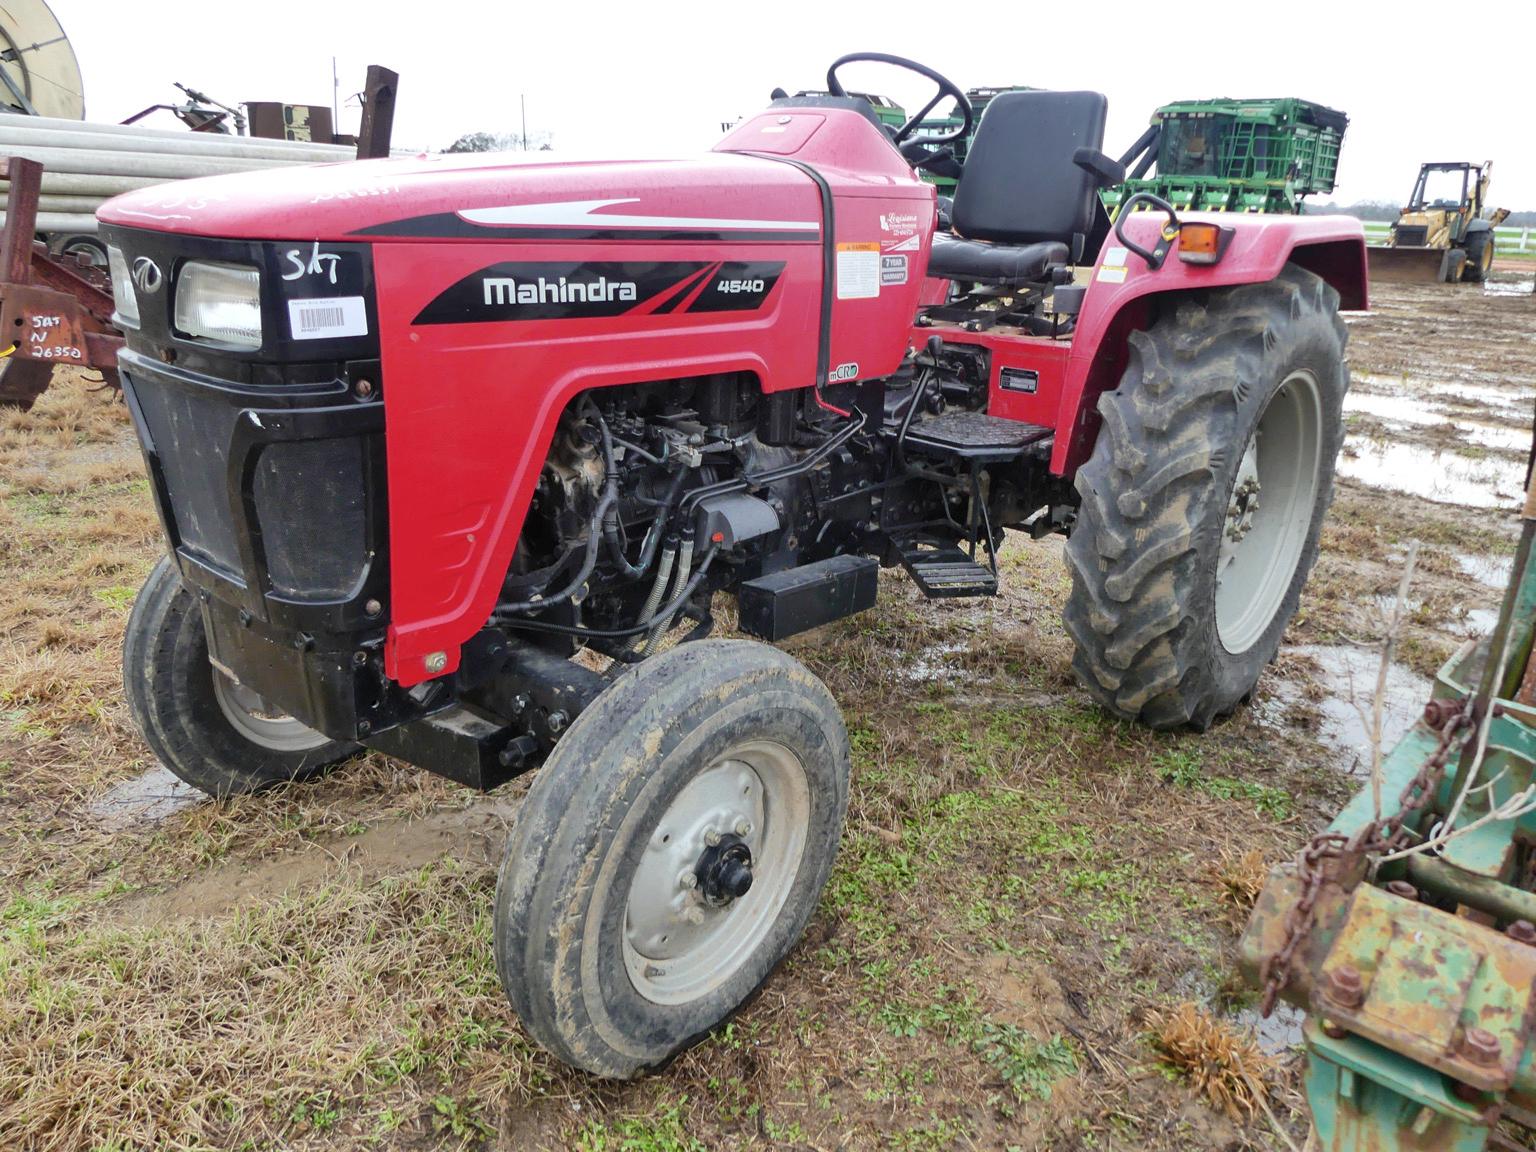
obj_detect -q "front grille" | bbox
[132,374,373,600]
[1393,225,1428,247]
[121,349,385,634]
[134,376,243,577]
[253,438,369,599]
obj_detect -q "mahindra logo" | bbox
[130,256,163,294]
[482,275,637,307]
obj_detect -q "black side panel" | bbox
[737,554,879,641]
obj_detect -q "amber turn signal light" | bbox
[1177,222,1234,265]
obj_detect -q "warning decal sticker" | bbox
[836,242,880,299]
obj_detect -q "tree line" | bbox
[1305,200,1536,225]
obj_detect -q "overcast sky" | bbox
[44,0,1536,209]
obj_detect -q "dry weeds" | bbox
[1210,849,1269,919]
[1147,1002,1274,1122]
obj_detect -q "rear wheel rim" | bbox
[622,739,810,1006]
[1215,369,1323,654]
[212,669,331,753]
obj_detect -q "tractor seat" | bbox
[926,90,1115,288]
[929,233,1067,284]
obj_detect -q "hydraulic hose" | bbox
[641,532,694,654]
[676,406,867,522]
[596,411,684,581]
[626,539,677,653]
[495,485,615,616]
[603,466,685,580]
[497,546,721,639]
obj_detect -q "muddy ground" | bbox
[2,266,1533,1152]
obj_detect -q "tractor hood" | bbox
[96,150,827,243]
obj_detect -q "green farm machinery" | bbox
[910,85,1032,192]
[816,90,1347,215]
[805,86,1034,194]
[1240,457,1536,1150]
[1107,97,1347,216]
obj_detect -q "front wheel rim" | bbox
[622,739,810,1006]
[1215,369,1324,654]
[211,668,332,753]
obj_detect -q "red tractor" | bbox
[100,54,1366,1077]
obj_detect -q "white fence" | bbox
[1359,221,1533,252]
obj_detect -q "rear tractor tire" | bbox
[1462,231,1495,283]
[1064,263,1347,730]
[123,556,356,798]
[493,639,849,1078]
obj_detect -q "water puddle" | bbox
[1341,382,1530,505]
[1232,999,1304,1055]
[1454,550,1514,588]
[898,641,969,684]
[1336,439,1523,509]
[1484,279,1535,298]
[1463,607,1498,634]
[1344,391,1438,426]
[1371,593,1421,619]
[1354,372,1533,412]
[1460,422,1529,453]
[1437,380,1535,409]
[89,764,206,830]
[1262,644,1430,775]
[1174,970,1305,1055]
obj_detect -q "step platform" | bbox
[904,410,1052,462]
[896,538,998,598]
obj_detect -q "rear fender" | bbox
[1052,212,1366,476]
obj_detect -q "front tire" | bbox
[1462,231,1494,283]
[1064,264,1347,729]
[494,639,849,1078]
[122,556,356,797]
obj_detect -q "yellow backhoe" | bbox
[1369,160,1508,284]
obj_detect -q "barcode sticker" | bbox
[288,296,367,340]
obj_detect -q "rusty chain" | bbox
[1258,699,1475,1017]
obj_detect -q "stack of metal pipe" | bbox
[0,113,353,235]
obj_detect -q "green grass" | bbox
[574,1097,705,1152]
[1155,749,1293,820]
[973,1024,1079,1102]
[90,584,139,610]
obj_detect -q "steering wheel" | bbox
[825,52,973,148]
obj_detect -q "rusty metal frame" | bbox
[0,155,124,409]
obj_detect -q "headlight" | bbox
[174,261,262,349]
[106,246,139,329]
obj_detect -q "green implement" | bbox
[1108,97,1347,217]
[912,85,1033,193]
[1240,448,1536,1149]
